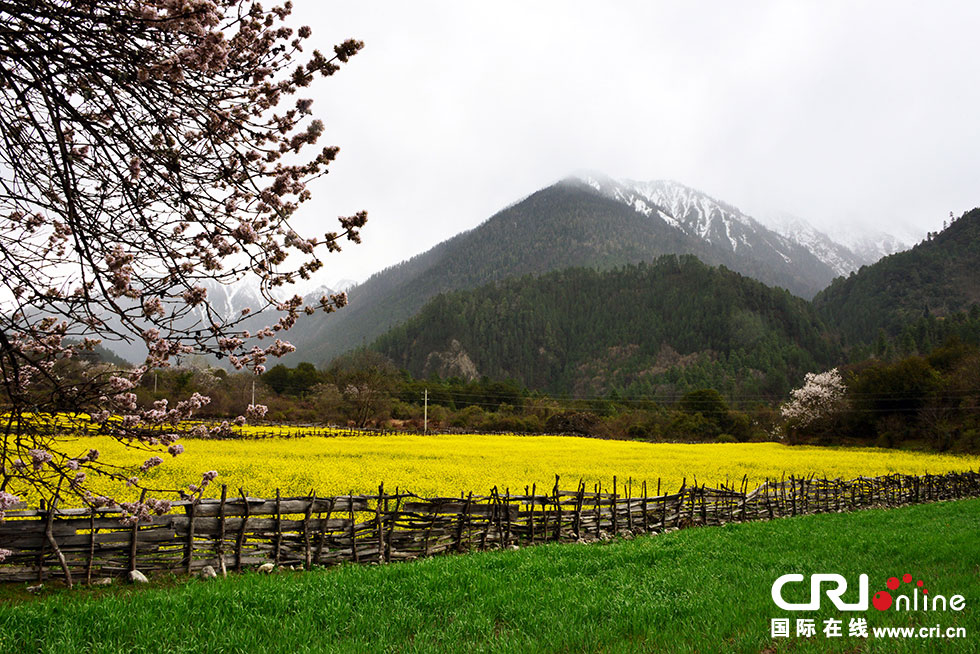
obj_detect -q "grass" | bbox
[0,499,977,653]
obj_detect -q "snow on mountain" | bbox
[199,277,266,322]
[579,174,838,279]
[761,213,867,277]
[833,228,908,265]
[198,277,338,323]
[330,278,359,292]
[581,174,910,280]
[301,284,340,305]
[763,212,909,274]
[583,174,784,252]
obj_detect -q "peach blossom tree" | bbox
[0,0,364,523]
[780,368,846,441]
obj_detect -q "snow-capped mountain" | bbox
[580,174,838,291]
[834,229,908,265]
[581,174,910,281]
[762,213,867,277]
[762,213,909,275]
[199,277,266,322]
[198,277,340,323]
[584,175,799,255]
[330,278,359,292]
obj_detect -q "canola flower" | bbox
[1,412,361,439]
[50,433,980,504]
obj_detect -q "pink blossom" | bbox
[0,491,20,521]
[109,376,135,391]
[28,449,53,471]
[780,368,847,430]
[181,285,208,306]
[246,404,268,420]
[140,456,164,472]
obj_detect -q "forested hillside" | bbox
[293,178,842,366]
[371,255,839,398]
[293,180,707,364]
[814,207,980,345]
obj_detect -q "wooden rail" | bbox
[1,470,977,583]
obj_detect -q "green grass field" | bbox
[1,499,977,653]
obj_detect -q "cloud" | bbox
[287,1,980,285]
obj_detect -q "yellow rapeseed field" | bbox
[63,433,980,502]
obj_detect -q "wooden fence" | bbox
[1,470,978,585]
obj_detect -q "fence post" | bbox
[504,488,512,547]
[699,485,707,525]
[739,476,748,521]
[612,476,618,535]
[455,492,472,552]
[642,481,649,532]
[529,484,536,543]
[780,473,787,512]
[86,506,96,584]
[273,489,282,567]
[594,482,602,537]
[316,498,333,565]
[185,498,197,574]
[555,475,562,541]
[385,486,402,563]
[235,489,249,572]
[490,487,502,546]
[626,478,634,532]
[44,490,72,588]
[304,492,316,570]
[477,489,492,551]
[129,488,147,573]
[659,479,667,530]
[36,499,47,583]
[216,485,227,576]
[375,483,384,564]
[349,493,359,564]
[541,488,549,542]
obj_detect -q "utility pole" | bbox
[153,373,157,394]
[423,388,428,434]
[251,379,255,406]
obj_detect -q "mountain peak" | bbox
[761,212,866,277]
[575,174,770,250]
[574,174,836,283]
[761,211,909,273]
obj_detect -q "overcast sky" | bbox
[286,2,980,288]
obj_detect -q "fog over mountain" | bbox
[285,2,978,290]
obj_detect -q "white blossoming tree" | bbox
[0,0,365,532]
[780,368,847,443]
